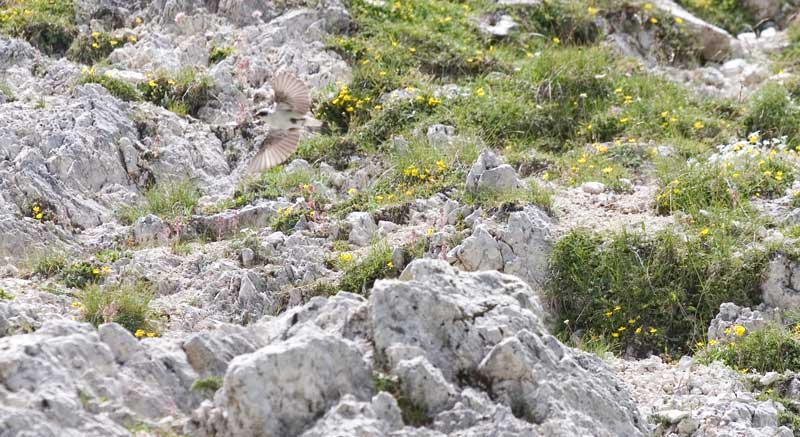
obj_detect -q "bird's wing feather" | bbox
[246,129,301,175]
[272,72,310,115]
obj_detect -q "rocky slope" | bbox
[4,0,800,436]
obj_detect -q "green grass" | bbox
[233,165,324,207]
[117,179,201,225]
[78,70,141,102]
[0,0,77,55]
[62,261,106,289]
[338,241,396,295]
[699,324,800,373]
[675,0,759,35]
[743,82,800,146]
[138,67,214,116]
[0,81,15,102]
[0,288,14,301]
[548,227,768,356]
[463,179,554,214]
[191,376,223,393]
[66,30,132,65]
[208,44,234,65]
[79,279,155,335]
[27,248,68,277]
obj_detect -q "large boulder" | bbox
[465,149,522,194]
[370,260,648,436]
[761,251,800,309]
[222,328,373,437]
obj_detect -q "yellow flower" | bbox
[649,327,657,334]
[92,268,100,275]
[376,195,384,201]
[604,311,613,317]
[675,16,683,25]
[346,106,354,113]
[614,305,621,311]
[101,265,110,274]
[693,120,703,129]
[435,160,446,172]
[734,325,746,337]
[617,326,626,332]
[91,42,100,49]
[696,341,705,348]
[373,105,382,110]
[611,332,620,338]
[594,144,609,154]
[650,17,658,24]
[552,37,560,44]
[644,3,653,10]
[427,97,441,106]
[32,205,40,213]
[635,327,642,334]
[134,329,145,338]
[110,39,118,46]
[709,339,717,346]
[577,156,587,164]
[602,166,613,174]
[614,88,623,94]
[35,213,43,220]
[128,35,138,43]
[475,87,485,97]
[699,227,710,237]
[70,302,82,308]
[628,319,636,324]
[146,332,156,337]
[134,17,143,25]
[91,31,100,38]
[619,117,629,124]
[148,80,157,87]
[749,134,759,144]
[588,6,599,16]
[426,228,434,236]
[347,188,357,195]
[542,172,550,181]
[386,261,394,269]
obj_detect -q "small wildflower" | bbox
[628,319,636,325]
[611,332,620,338]
[734,325,746,337]
[699,227,710,237]
[696,341,705,348]
[674,16,683,25]
[91,31,100,38]
[135,17,143,25]
[724,327,732,335]
[101,265,110,274]
[542,172,550,181]
[709,339,717,346]
[386,261,394,269]
[649,17,658,24]
[617,326,626,332]
[602,166,613,174]
[693,120,703,129]
[649,327,658,334]
[594,144,609,154]
[426,228,434,236]
[588,6,599,16]
[614,305,621,311]
[146,332,156,337]
[348,188,357,195]
[70,302,81,308]
[148,80,157,87]
[604,311,613,317]
[92,268,100,275]
[552,37,560,44]
[643,3,653,10]
[134,329,145,338]
[475,87,485,97]
[91,42,100,49]
[749,133,759,144]
[635,327,642,335]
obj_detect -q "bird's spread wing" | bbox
[272,72,310,115]
[246,129,301,174]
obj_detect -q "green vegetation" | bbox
[208,44,234,65]
[78,70,141,102]
[0,288,14,301]
[191,376,224,393]
[66,30,131,64]
[373,373,432,427]
[28,248,69,277]
[548,227,768,356]
[338,241,395,294]
[0,81,15,102]
[699,324,800,373]
[138,67,214,116]
[78,279,155,335]
[743,82,800,146]
[0,0,77,55]
[62,260,107,289]
[117,179,201,225]
[675,0,758,35]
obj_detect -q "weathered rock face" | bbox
[370,260,648,436]
[761,251,800,309]
[223,328,373,437]
[448,205,554,289]
[708,302,781,344]
[465,149,522,194]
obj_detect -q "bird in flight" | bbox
[246,72,322,174]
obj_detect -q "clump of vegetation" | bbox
[28,248,68,277]
[548,227,768,356]
[656,135,796,215]
[78,279,156,335]
[269,205,314,234]
[373,372,432,427]
[27,198,56,222]
[743,82,800,146]
[62,260,109,289]
[698,324,800,374]
[208,44,234,65]
[138,67,214,116]
[676,0,758,35]
[464,179,554,214]
[0,288,14,301]
[117,179,201,225]
[66,30,132,64]
[338,241,396,295]
[233,166,324,208]
[191,376,224,393]
[78,68,141,102]
[0,81,15,102]
[0,0,77,55]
